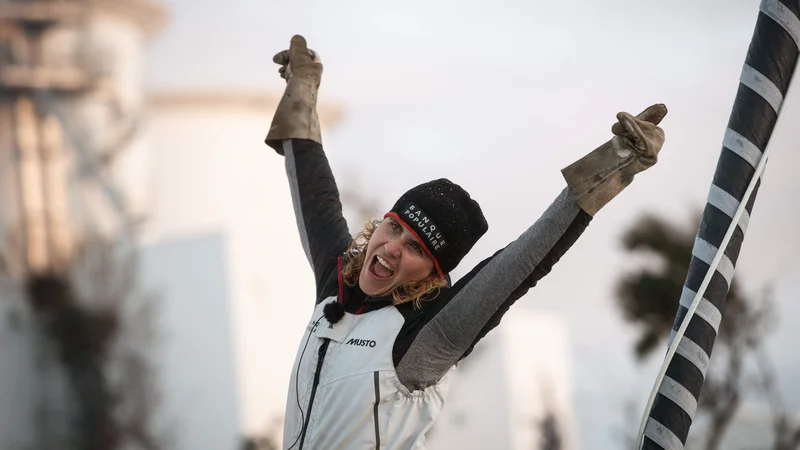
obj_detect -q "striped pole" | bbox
[638,1,800,448]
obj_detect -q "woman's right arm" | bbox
[280,138,352,301]
[266,36,352,302]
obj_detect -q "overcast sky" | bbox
[145,0,800,448]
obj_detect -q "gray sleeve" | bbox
[282,139,352,302]
[395,187,590,390]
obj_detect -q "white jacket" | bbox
[282,297,453,450]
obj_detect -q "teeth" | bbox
[376,256,394,273]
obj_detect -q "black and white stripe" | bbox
[642,1,800,448]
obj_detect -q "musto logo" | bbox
[346,338,377,348]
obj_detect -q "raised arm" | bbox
[396,104,668,390]
[265,36,351,301]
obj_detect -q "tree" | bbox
[6,231,170,450]
[241,415,282,450]
[615,211,800,450]
[533,380,563,450]
[538,410,562,450]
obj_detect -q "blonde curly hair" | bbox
[342,219,448,309]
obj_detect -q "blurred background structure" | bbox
[0,0,170,449]
[2,0,800,449]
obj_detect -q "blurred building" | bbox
[0,0,171,448]
[427,310,578,450]
[138,230,241,450]
[141,89,343,446]
[0,1,345,448]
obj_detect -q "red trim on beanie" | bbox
[383,212,445,279]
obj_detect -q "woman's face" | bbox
[359,216,436,297]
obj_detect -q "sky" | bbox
[144,0,800,448]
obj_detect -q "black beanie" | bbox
[384,179,488,277]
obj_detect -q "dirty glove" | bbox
[265,35,323,153]
[561,104,667,216]
[274,47,321,82]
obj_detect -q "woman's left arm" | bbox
[395,104,667,390]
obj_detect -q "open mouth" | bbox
[369,255,395,280]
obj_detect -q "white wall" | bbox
[143,96,338,438]
[140,232,241,450]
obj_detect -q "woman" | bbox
[266,35,667,450]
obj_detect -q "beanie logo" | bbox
[401,203,447,251]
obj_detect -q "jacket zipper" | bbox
[298,338,330,450]
[373,371,381,448]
